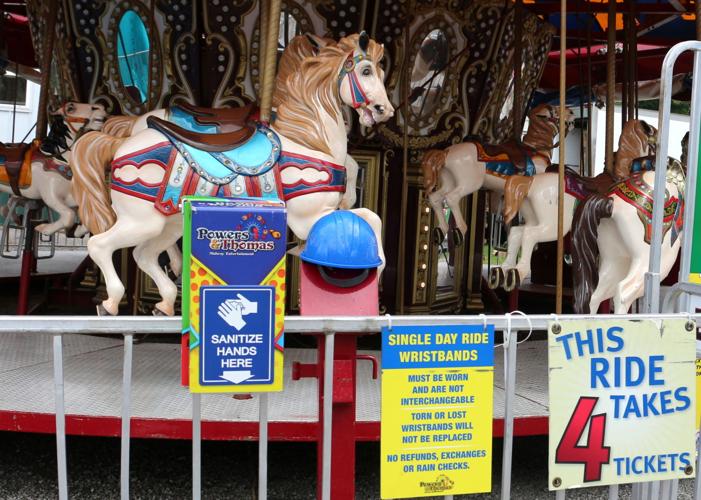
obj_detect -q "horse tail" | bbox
[503,175,534,225]
[71,131,124,235]
[571,193,614,313]
[102,115,138,138]
[421,149,447,192]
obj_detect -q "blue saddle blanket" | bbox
[161,106,281,184]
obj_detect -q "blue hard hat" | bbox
[300,211,382,269]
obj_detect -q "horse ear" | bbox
[305,33,323,53]
[359,31,369,53]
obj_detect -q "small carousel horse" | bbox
[572,157,685,314]
[0,102,108,236]
[71,33,394,316]
[489,119,657,290]
[421,104,574,246]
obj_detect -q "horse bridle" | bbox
[338,49,371,109]
[59,103,93,136]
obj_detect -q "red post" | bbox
[297,263,379,500]
[16,208,37,315]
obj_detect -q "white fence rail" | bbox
[0,313,699,500]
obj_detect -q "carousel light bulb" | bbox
[423,244,428,250]
[421,263,427,270]
[425,207,430,213]
[420,282,426,288]
[423,225,429,232]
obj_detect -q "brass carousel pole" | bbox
[397,26,411,314]
[513,0,523,142]
[556,0,566,314]
[605,0,616,177]
[36,0,59,139]
[259,0,281,123]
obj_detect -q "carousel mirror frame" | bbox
[404,15,461,135]
[106,1,162,114]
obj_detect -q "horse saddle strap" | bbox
[479,139,533,171]
[175,102,254,131]
[147,116,255,153]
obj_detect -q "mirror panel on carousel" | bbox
[117,10,150,104]
[410,29,448,120]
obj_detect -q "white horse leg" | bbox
[589,256,627,313]
[339,156,359,209]
[444,187,470,237]
[34,185,75,236]
[88,213,165,315]
[166,244,183,277]
[133,225,182,316]
[349,207,385,275]
[614,257,646,314]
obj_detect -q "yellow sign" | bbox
[696,359,701,430]
[381,325,494,498]
[548,319,696,490]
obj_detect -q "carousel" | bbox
[0,0,698,471]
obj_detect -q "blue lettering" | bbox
[625,357,645,387]
[680,452,691,469]
[606,326,624,352]
[659,390,673,414]
[632,456,643,474]
[675,386,691,412]
[555,333,574,360]
[624,396,641,418]
[610,394,626,418]
[649,355,664,385]
[614,457,626,475]
[642,392,660,416]
[575,330,595,356]
[591,358,610,388]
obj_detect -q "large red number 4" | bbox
[555,396,610,482]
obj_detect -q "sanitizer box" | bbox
[182,198,286,393]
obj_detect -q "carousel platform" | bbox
[0,249,87,279]
[0,333,549,440]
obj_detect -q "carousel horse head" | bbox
[40,102,108,160]
[524,104,575,150]
[610,119,656,179]
[275,31,393,155]
[49,101,108,135]
[336,32,394,127]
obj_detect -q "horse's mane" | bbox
[274,34,384,156]
[39,115,72,161]
[613,119,653,179]
[273,34,335,110]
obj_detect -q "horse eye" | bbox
[362,68,372,76]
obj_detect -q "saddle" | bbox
[148,102,256,153]
[0,140,37,195]
[175,102,255,130]
[477,139,538,173]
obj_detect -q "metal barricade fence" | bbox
[0,313,699,500]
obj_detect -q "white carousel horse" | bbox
[421,104,575,247]
[572,159,685,314]
[71,32,394,316]
[489,119,657,290]
[102,34,361,211]
[0,102,107,236]
[101,34,358,274]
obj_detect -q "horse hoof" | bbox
[432,227,445,245]
[152,306,171,317]
[450,228,464,247]
[504,268,521,292]
[488,267,504,289]
[96,303,115,316]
